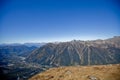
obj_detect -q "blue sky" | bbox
[0,0,120,43]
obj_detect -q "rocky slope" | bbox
[29,64,120,80]
[26,36,120,66]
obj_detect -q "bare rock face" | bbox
[26,36,120,66]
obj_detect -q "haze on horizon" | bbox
[0,0,120,44]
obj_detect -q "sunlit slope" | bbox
[29,64,120,80]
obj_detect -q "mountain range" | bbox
[0,43,46,47]
[26,36,120,66]
[0,36,120,80]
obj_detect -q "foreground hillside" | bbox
[29,64,120,80]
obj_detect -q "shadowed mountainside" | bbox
[0,45,37,59]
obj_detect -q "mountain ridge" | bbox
[26,36,120,66]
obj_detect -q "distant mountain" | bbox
[0,43,22,46]
[24,43,46,47]
[0,45,37,59]
[27,36,120,66]
[0,43,46,47]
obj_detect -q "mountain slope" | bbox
[29,64,120,80]
[26,36,120,66]
[0,45,37,59]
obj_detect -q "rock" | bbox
[65,70,72,75]
[87,75,100,80]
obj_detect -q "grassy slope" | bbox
[29,64,120,80]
